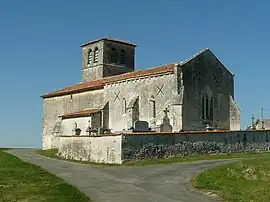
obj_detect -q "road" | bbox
[8,149,236,202]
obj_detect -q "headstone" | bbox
[97,127,104,135]
[160,108,172,132]
[133,120,149,132]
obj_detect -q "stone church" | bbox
[41,37,240,150]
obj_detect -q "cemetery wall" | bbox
[58,135,122,164]
[57,130,270,164]
[121,130,270,162]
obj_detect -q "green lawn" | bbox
[0,150,91,202]
[36,148,270,166]
[194,156,270,202]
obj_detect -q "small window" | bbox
[119,49,125,64]
[94,47,98,63]
[87,49,92,65]
[122,98,127,114]
[111,47,117,63]
[201,92,213,121]
[150,96,156,118]
[70,95,73,101]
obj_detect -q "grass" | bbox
[0,150,91,202]
[36,148,270,166]
[194,156,270,202]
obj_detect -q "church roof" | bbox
[81,37,137,47]
[41,48,229,99]
[41,64,175,98]
[59,109,101,119]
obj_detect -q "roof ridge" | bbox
[179,47,209,66]
[41,48,211,99]
[81,37,137,47]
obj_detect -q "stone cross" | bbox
[163,108,169,116]
[160,107,172,132]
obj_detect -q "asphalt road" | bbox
[8,149,236,202]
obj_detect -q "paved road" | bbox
[8,149,237,202]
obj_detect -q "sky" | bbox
[0,0,269,148]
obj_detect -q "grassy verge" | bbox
[194,156,270,202]
[0,150,90,202]
[36,149,270,166]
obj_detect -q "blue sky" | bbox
[0,0,269,148]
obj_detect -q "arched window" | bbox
[119,49,125,64]
[201,88,214,121]
[87,49,92,65]
[94,47,98,63]
[111,47,117,63]
[150,96,156,118]
[210,96,214,120]
[122,98,127,114]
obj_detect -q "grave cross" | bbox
[251,114,255,129]
[163,107,169,116]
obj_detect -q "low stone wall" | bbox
[121,130,270,161]
[58,135,122,164]
[57,130,270,164]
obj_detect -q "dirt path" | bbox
[8,149,235,202]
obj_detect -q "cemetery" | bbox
[57,109,270,164]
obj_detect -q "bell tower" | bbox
[80,37,136,82]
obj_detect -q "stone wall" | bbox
[42,89,104,149]
[81,40,135,82]
[58,135,122,164]
[121,130,270,162]
[229,95,241,130]
[57,130,270,165]
[181,49,237,131]
[61,117,90,136]
[104,71,181,132]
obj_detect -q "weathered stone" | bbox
[41,37,240,150]
[160,108,173,132]
[56,130,270,164]
[121,131,270,162]
[58,135,122,164]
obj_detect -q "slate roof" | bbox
[59,109,101,119]
[81,37,137,47]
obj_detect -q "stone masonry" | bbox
[41,37,240,150]
[57,130,270,164]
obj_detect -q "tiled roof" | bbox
[41,48,213,99]
[81,37,137,47]
[60,109,101,119]
[41,63,175,98]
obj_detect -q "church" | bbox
[41,37,240,150]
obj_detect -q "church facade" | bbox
[41,37,240,150]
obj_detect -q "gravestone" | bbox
[160,108,172,132]
[97,127,104,135]
[133,120,149,132]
